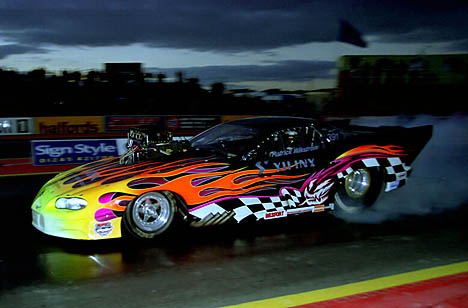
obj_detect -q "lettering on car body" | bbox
[269,146,319,157]
[264,210,287,219]
[256,158,315,175]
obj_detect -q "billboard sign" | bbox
[105,115,220,135]
[0,118,34,135]
[105,116,164,133]
[35,116,104,135]
[176,116,219,133]
[32,139,127,166]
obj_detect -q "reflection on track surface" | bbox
[1,174,468,300]
[0,179,344,286]
[1,115,468,307]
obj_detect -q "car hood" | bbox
[38,148,309,211]
[42,151,227,194]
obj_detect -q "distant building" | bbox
[304,89,335,113]
[338,54,468,87]
[105,63,143,84]
[337,54,468,113]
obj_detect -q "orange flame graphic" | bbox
[60,158,307,208]
[336,145,406,160]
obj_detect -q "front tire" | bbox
[124,191,176,239]
[334,167,382,213]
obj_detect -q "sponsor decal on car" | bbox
[256,158,316,175]
[264,210,287,220]
[396,172,407,180]
[386,180,400,192]
[94,221,114,237]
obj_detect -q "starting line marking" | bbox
[223,260,468,308]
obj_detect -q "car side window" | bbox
[276,126,324,157]
[242,125,324,161]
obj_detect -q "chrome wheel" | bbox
[334,167,382,214]
[132,192,171,232]
[123,191,177,240]
[344,168,371,198]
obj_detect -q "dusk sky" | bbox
[0,0,467,90]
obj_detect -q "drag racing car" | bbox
[31,117,432,240]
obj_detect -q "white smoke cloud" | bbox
[333,114,468,223]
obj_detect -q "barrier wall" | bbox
[0,115,252,176]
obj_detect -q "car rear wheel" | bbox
[334,167,382,213]
[124,191,176,239]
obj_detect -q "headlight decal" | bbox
[55,197,88,210]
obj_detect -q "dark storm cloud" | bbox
[148,60,336,84]
[0,1,334,51]
[0,44,47,60]
[341,1,468,44]
[0,0,467,58]
[446,39,468,52]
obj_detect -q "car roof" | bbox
[227,116,316,130]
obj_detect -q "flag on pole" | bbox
[337,19,367,48]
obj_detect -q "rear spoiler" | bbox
[401,125,433,165]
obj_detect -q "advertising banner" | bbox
[32,139,127,166]
[105,115,220,135]
[177,116,220,132]
[105,115,164,133]
[35,116,104,135]
[0,117,34,135]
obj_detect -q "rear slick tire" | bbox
[334,167,382,214]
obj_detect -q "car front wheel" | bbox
[124,191,176,239]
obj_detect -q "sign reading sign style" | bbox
[0,118,34,135]
[32,139,124,166]
[36,116,104,135]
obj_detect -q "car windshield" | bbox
[190,123,261,156]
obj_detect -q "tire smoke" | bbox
[333,114,468,223]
